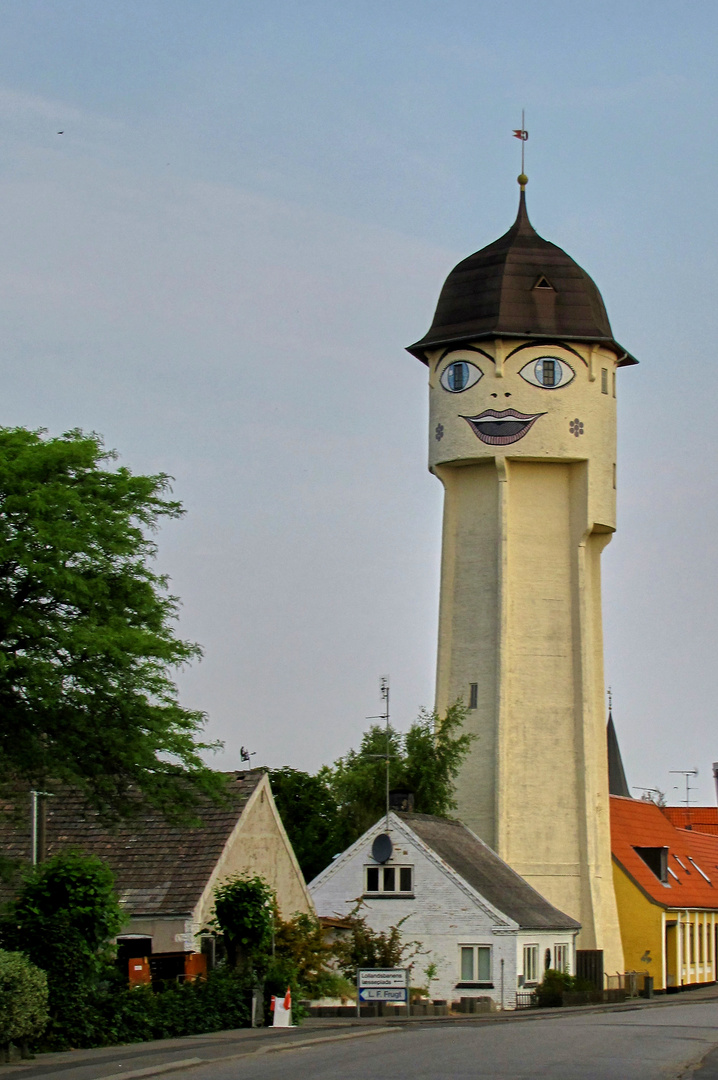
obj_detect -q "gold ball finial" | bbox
[518,173,528,189]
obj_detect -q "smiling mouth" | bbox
[462,409,545,446]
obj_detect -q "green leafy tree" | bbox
[0,427,222,818]
[211,874,274,974]
[0,852,124,1046]
[268,769,340,883]
[328,702,475,852]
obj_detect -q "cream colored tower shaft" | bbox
[430,337,624,972]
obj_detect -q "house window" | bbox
[634,846,668,884]
[469,683,478,710]
[554,944,569,972]
[364,865,413,895]
[523,944,539,984]
[601,368,608,394]
[612,370,616,398]
[459,945,492,984]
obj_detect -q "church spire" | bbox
[607,710,631,798]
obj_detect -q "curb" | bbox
[91,1027,400,1080]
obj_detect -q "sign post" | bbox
[357,968,410,1018]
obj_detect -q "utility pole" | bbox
[30,790,53,865]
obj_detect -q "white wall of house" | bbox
[515,931,577,990]
[311,817,520,1008]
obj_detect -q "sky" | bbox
[1,0,718,803]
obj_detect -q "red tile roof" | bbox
[661,806,718,836]
[611,796,718,909]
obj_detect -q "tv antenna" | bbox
[366,676,391,830]
[240,746,256,764]
[670,768,698,806]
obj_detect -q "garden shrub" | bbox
[536,969,595,1007]
[211,874,274,974]
[1,851,124,1049]
[32,968,252,1050]
[0,951,48,1045]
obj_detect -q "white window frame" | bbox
[554,943,569,972]
[364,865,414,895]
[523,944,539,984]
[458,944,492,985]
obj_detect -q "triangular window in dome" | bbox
[533,274,555,291]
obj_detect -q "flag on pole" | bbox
[513,128,528,141]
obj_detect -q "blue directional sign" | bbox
[357,968,410,1009]
[358,987,408,1002]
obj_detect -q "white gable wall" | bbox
[515,931,577,993]
[311,817,520,1008]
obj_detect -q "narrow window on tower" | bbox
[469,683,478,710]
[541,359,556,386]
[612,371,616,398]
[601,368,608,394]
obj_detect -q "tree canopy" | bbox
[0,427,220,817]
[271,702,474,882]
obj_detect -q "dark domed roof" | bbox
[407,190,637,366]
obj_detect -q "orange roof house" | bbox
[660,807,718,837]
[611,795,718,990]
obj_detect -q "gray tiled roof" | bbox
[401,813,581,930]
[0,771,264,917]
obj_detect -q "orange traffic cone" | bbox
[283,987,291,1011]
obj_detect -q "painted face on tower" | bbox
[430,341,616,467]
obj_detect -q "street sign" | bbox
[356,968,410,1015]
[358,969,408,989]
[358,987,407,1002]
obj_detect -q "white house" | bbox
[310,811,580,1009]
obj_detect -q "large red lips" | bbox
[461,408,545,446]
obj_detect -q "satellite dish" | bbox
[372,833,393,864]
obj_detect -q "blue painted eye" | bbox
[440,360,483,393]
[519,356,575,389]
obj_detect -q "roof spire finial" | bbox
[513,110,529,190]
[607,685,613,714]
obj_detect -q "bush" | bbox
[211,875,274,973]
[0,951,48,1045]
[33,968,252,1051]
[332,910,419,983]
[536,968,594,1007]
[1,851,124,1048]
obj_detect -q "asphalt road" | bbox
[174,1002,718,1080]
